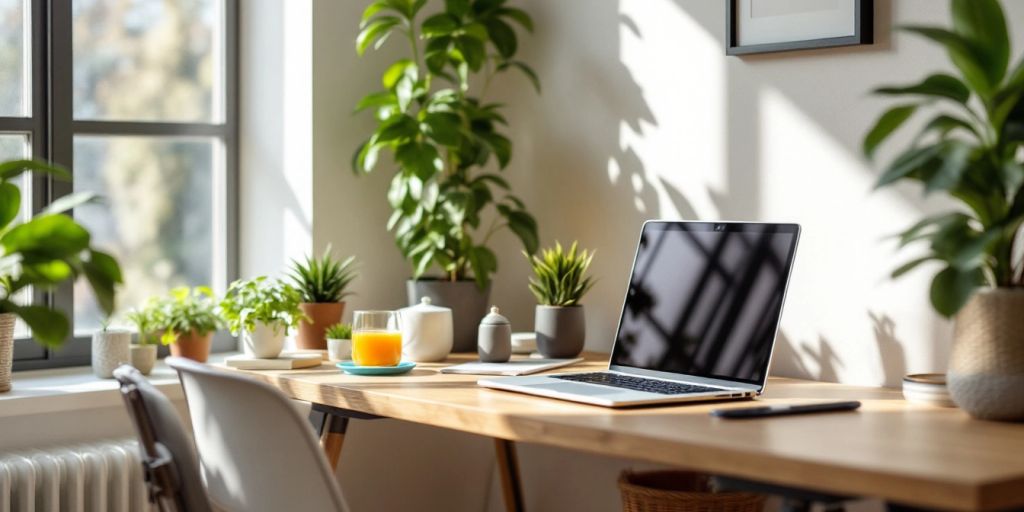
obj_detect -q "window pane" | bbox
[0,0,29,116]
[0,133,31,339]
[72,0,220,122]
[73,136,215,333]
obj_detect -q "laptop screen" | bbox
[610,222,800,386]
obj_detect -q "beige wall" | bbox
[240,1,1024,510]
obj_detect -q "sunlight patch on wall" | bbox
[619,0,725,220]
[759,87,941,386]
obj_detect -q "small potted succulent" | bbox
[325,322,353,361]
[154,286,222,363]
[91,318,131,379]
[220,276,305,359]
[287,247,358,350]
[126,307,162,375]
[526,241,595,358]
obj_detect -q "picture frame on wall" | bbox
[727,0,873,56]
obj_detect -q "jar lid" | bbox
[480,306,510,325]
[408,296,451,313]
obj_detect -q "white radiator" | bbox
[0,439,152,512]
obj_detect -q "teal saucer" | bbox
[336,361,416,376]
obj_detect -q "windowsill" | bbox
[0,353,236,419]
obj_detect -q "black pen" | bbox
[710,400,862,419]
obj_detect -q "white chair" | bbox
[166,357,347,512]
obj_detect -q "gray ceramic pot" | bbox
[407,279,491,353]
[535,305,585,358]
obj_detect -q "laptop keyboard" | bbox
[553,372,724,395]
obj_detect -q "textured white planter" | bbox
[92,329,131,378]
[327,338,352,361]
[130,344,157,375]
[0,313,14,393]
[242,321,285,358]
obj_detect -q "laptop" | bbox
[479,220,801,407]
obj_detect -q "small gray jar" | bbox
[478,307,511,363]
[535,305,585,358]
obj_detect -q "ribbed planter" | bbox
[0,313,15,393]
[948,289,1024,421]
[535,305,585,358]
[169,330,214,363]
[407,279,491,353]
[295,302,345,350]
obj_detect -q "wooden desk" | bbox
[229,353,1024,511]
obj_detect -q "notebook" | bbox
[224,352,323,370]
[441,357,583,376]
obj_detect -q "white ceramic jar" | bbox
[242,321,285,358]
[401,297,453,362]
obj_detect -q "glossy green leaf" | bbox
[498,61,540,93]
[901,26,994,99]
[951,0,1009,86]
[396,142,441,181]
[485,19,517,58]
[42,191,101,215]
[929,265,984,317]
[505,210,538,254]
[498,7,533,32]
[875,143,942,188]
[83,250,123,316]
[455,36,485,71]
[891,256,935,278]
[480,132,511,168]
[0,182,20,229]
[0,159,70,182]
[13,305,69,347]
[873,74,970,104]
[917,114,980,143]
[924,142,971,194]
[461,22,489,42]
[422,13,459,37]
[1,214,90,258]
[422,112,462,146]
[444,0,470,18]
[468,245,497,289]
[382,59,416,89]
[361,1,393,26]
[376,115,419,142]
[357,16,400,56]
[355,91,397,113]
[863,104,917,158]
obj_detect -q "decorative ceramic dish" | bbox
[336,361,416,376]
[902,373,956,407]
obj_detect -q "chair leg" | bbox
[319,414,349,470]
[494,438,524,512]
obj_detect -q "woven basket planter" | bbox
[949,289,1024,421]
[619,470,764,512]
[0,313,15,393]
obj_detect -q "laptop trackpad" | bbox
[530,382,623,397]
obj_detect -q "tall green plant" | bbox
[287,246,358,303]
[864,0,1024,317]
[526,241,595,307]
[353,0,540,289]
[0,159,123,346]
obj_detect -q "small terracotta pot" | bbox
[295,302,345,350]
[169,330,214,363]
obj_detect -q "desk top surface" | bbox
[229,352,1024,511]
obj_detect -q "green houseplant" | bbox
[0,159,123,391]
[325,322,353,361]
[526,241,595,358]
[220,277,305,359]
[126,307,160,374]
[139,286,221,363]
[288,246,358,350]
[354,0,540,351]
[863,0,1024,420]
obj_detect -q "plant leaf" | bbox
[0,182,20,229]
[498,7,533,32]
[357,16,400,56]
[863,104,917,158]
[43,191,101,215]
[874,74,970,104]
[950,0,1009,86]
[1,214,90,258]
[929,265,984,317]
[875,143,942,188]
[505,210,539,254]
[901,26,994,100]
[891,256,935,278]
[924,142,971,194]
[14,305,70,347]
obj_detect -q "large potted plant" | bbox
[151,286,222,363]
[353,0,541,351]
[220,277,305,359]
[288,247,358,350]
[526,241,595,358]
[863,0,1024,420]
[0,159,123,392]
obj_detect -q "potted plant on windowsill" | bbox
[220,277,305,359]
[353,0,541,351]
[0,159,123,392]
[526,241,595,359]
[863,0,1024,420]
[288,247,358,350]
[150,286,222,363]
[92,318,131,379]
[127,306,163,375]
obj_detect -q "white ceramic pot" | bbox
[131,344,158,375]
[92,329,132,378]
[242,321,285,359]
[327,338,352,361]
[400,297,453,362]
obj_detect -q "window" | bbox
[3,0,238,370]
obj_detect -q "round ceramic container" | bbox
[902,373,956,407]
[511,332,536,354]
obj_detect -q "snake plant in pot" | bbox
[526,241,595,358]
[288,247,358,350]
[863,0,1024,420]
[353,0,541,351]
[0,159,123,392]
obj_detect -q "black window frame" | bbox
[4,0,239,370]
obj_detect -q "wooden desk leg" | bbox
[319,414,349,470]
[494,438,524,512]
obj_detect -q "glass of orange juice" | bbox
[352,311,403,366]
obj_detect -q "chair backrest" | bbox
[166,357,346,512]
[113,364,213,512]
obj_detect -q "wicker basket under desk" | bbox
[618,470,765,512]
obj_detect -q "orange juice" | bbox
[352,330,402,366]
